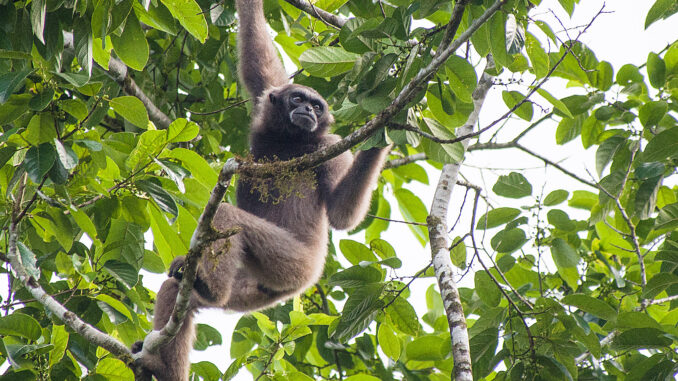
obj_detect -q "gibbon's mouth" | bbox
[290,110,317,131]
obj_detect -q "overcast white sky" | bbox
[2,0,677,379]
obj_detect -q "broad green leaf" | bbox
[110,96,149,129]
[111,12,149,71]
[300,47,360,77]
[103,219,144,269]
[0,313,42,341]
[344,375,381,381]
[193,324,223,350]
[394,188,429,245]
[475,271,501,307]
[31,0,46,43]
[23,113,57,145]
[161,0,207,42]
[60,99,89,121]
[590,61,614,91]
[377,323,400,361]
[526,32,550,78]
[0,68,33,104]
[647,52,666,88]
[136,179,179,217]
[29,89,54,111]
[642,273,678,299]
[167,118,199,142]
[643,127,678,162]
[489,12,508,67]
[384,296,420,336]
[595,136,625,176]
[74,19,94,77]
[54,139,78,170]
[536,88,573,118]
[490,228,527,253]
[445,55,477,103]
[550,238,579,268]
[96,358,134,379]
[476,207,521,230]
[333,284,384,341]
[95,294,133,321]
[547,210,576,231]
[16,242,40,279]
[612,328,672,349]
[49,325,68,367]
[339,239,378,265]
[470,328,499,379]
[502,90,533,121]
[638,101,668,128]
[544,190,569,206]
[406,335,449,361]
[103,260,140,288]
[420,118,464,164]
[493,172,532,198]
[450,236,467,269]
[24,143,56,182]
[69,206,98,239]
[561,294,617,321]
[329,265,382,288]
[645,0,674,29]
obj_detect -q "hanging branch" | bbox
[427,61,494,381]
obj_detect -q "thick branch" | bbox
[135,159,239,356]
[283,0,347,28]
[427,61,494,381]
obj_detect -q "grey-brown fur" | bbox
[133,0,389,379]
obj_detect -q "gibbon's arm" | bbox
[324,137,390,230]
[235,0,288,99]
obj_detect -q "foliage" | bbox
[1,0,678,380]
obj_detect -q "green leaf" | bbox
[645,0,674,29]
[394,188,429,245]
[31,0,46,43]
[612,328,672,349]
[526,32,550,78]
[0,313,42,341]
[161,0,207,42]
[16,242,40,279]
[450,236,467,269]
[502,90,533,121]
[384,296,420,336]
[420,118,464,164]
[60,99,89,120]
[406,335,449,361]
[561,294,617,321]
[536,88,573,118]
[49,325,68,367]
[544,190,569,206]
[638,101,668,128]
[475,271,500,307]
[656,203,678,230]
[193,324,222,350]
[490,228,527,253]
[299,47,360,77]
[0,68,33,104]
[74,19,93,77]
[111,12,149,71]
[110,96,149,129]
[476,207,521,230]
[24,143,56,182]
[642,273,678,299]
[96,358,134,379]
[29,89,54,111]
[445,55,477,103]
[23,113,57,145]
[103,260,139,288]
[136,179,179,217]
[167,118,199,143]
[489,12,508,67]
[95,294,133,321]
[54,139,78,170]
[493,172,532,198]
[378,323,400,361]
[550,238,579,268]
[643,127,678,162]
[595,136,625,176]
[103,219,145,269]
[333,284,384,341]
[329,265,382,288]
[647,52,666,88]
[339,239,378,265]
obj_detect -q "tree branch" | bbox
[427,57,494,380]
[134,159,240,356]
[283,0,347,28]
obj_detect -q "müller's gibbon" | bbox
[132,0,390,380]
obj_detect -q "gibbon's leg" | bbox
[213,204,326,294]
[134,278,198,381]
[224,271,297,312]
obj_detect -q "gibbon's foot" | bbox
[131,341,143,353]
[168,256,186,280]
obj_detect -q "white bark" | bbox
[428,67,493,381]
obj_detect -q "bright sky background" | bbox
[2,0,677,379]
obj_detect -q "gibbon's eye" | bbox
[313,103,322,112]
[291,96,303,104]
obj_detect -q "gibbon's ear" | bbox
[269,91,277,104]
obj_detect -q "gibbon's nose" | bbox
[305,105,313,112]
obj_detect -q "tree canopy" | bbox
[2,0,678,380]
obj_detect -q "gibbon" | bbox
[132,1,390,379]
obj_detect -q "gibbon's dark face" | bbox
[269,85,330,135]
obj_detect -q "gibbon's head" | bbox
[265,84,333,137]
